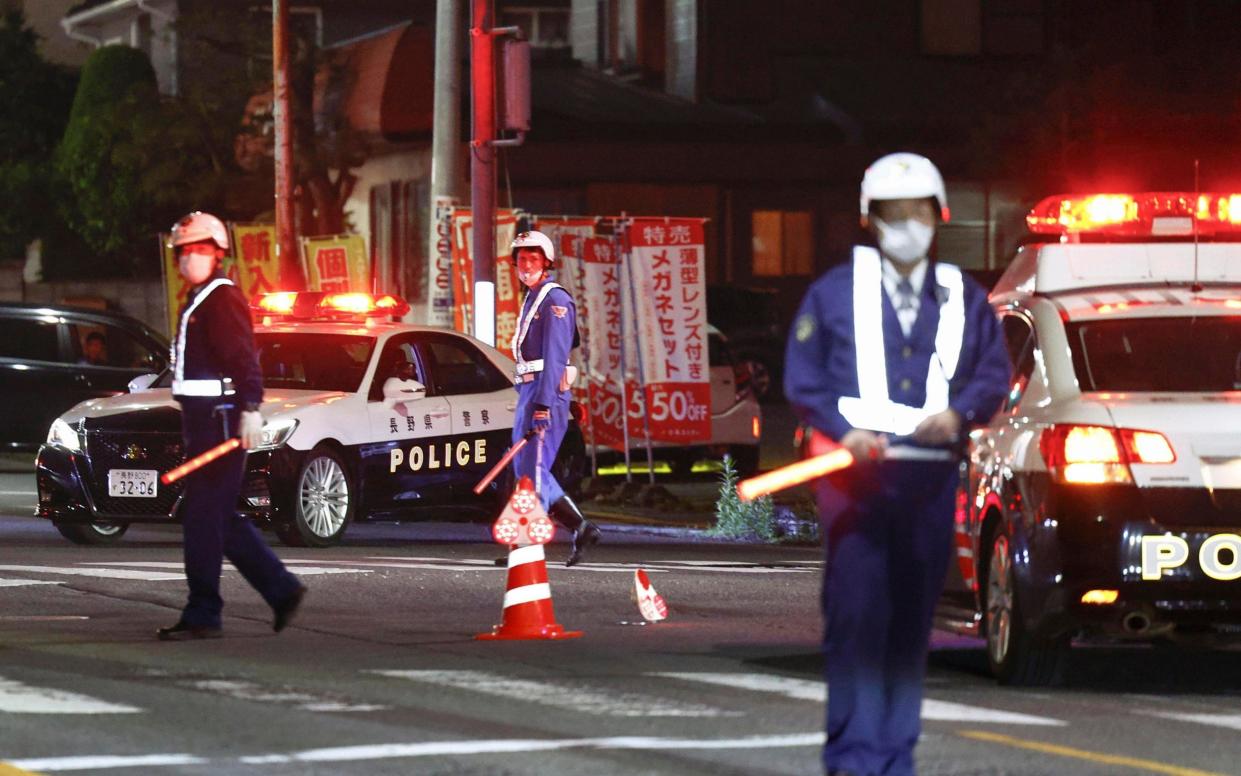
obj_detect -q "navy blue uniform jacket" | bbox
[175,273,263,411]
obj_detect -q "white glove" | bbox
[239,410,264,450]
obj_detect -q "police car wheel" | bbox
[55,521,129,546]
[285,446,354,548]
[984,527,1067,686]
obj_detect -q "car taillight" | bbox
[734,362,753,400]
[1039,425,1175,484]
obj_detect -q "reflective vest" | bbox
[511,281,564,375]
[171,277,236,397]
[837,247,964,437]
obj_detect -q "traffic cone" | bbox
[632,568,668,622]
[476,543,583,640]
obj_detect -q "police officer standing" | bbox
[510,230,599,567]
[157,212,306,641]
[784,154,1010,776]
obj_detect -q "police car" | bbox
[937,192,1241,685]
[35,292,586,547]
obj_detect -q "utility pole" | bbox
[428,0,463,327]
[273,0,298,287]
[470,0,496,345]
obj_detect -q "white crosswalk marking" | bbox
[0,578,61,588]
[0,565,182,581]
[82,561,370,577]
[653,673,1065,726]
[0,676,141,714]
[186,680,387,712]
[371,669,737,718]
[1145,710,1241,731]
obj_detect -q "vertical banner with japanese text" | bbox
[301,234,370,293]
[624,218,711,443]
[427,196,457,327]
[230,223,282,300]
[448,208,520,346]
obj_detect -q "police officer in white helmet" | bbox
[157,211,306,640]
[784,154,1010,775]
[509,229,599,566]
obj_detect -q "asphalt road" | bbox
[2,471,1241,776]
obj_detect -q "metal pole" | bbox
[272,0,298,288]
[470,0,497,345]
[428,0,463,325]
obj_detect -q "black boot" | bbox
[551,496,599,567]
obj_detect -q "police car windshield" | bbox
[1068,317,1241,392]
[255,333,375,392]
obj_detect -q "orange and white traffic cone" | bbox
[476,543,582,640]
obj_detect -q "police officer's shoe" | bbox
[156,621,223,641]
[272,585,308,633]
[566,522,601,568]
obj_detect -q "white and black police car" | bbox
[937,192,1241,685]
[36,292,586,547]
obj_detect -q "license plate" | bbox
[108,469,158,498]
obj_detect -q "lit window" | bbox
[751,210,812,277]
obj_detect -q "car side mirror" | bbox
[382,377,426,408]
[128,373,159,393]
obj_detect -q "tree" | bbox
[0,10,76,262]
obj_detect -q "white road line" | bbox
[81,561,370,577]
[0,489,36,496]
[0,677,141,714]
[0,578,62,588]
[239,732,824,765]
[1144,710,1241,731]
[185,680,387,713]
[0,565,183,582]
[653,673,1065,726]
[9,754,205,771]
[371,669,737,718]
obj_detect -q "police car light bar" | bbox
[252,292,410,320]
[1027,192,1241,237]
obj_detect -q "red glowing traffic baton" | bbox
[472,430,537,495]
[160,438,241,485]
[736,448,855,502]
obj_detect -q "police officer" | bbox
[784,154,1010,776]
[157,211,306,641]
[510,230,600,567]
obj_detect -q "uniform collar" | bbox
[881,257,928,298]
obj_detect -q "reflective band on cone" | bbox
[476,543,582,641]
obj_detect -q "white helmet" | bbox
[169,211,229,251]
[859,152,949,222]
[510,229,555,264]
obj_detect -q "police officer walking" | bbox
[157,211,306,641]
[510,230,600,567]
[784,154,1010,775]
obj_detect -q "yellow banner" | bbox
[230,223,282,299]
[302,233,370,293]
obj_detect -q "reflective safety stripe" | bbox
[171,379,235,397]
[503,582,551,608]
[172,277,235,388]
[512,282,563,367]
[515,359,545,375]
[840,248,965,436]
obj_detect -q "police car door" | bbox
[413,333,516,500]
[362,334,455,515]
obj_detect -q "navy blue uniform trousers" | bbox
[818,458,957,776]
[178,402,300,628]
[511,380,570,509]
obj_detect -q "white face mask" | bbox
[874,217,935,264]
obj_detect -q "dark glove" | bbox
[531,406,551,433]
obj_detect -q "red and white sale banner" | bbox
[448,209,520,344]
[624,218,711,443]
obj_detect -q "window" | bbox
[68,323,165,371]
[1000,313,1035,411]
[751,210,812,277]
[500,6,570,49]
[1068,317,1241,392]
[369,335,428,402]
[0,317,61,363]
[922,0,1043,56]
[921,0,982,56]
[256,333,375,393]
[418,336,511,396]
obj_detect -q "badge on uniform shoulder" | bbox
[551,305,568,319]
[795,314,816,342]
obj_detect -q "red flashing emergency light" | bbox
[251,291,410,321]
[1027,192,1241,237]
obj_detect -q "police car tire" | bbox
[55,521,129,546]
[283,445,355,548]
[984,526,1068,686]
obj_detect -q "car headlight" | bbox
[47,418,82,452]
[250,418,298,451]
